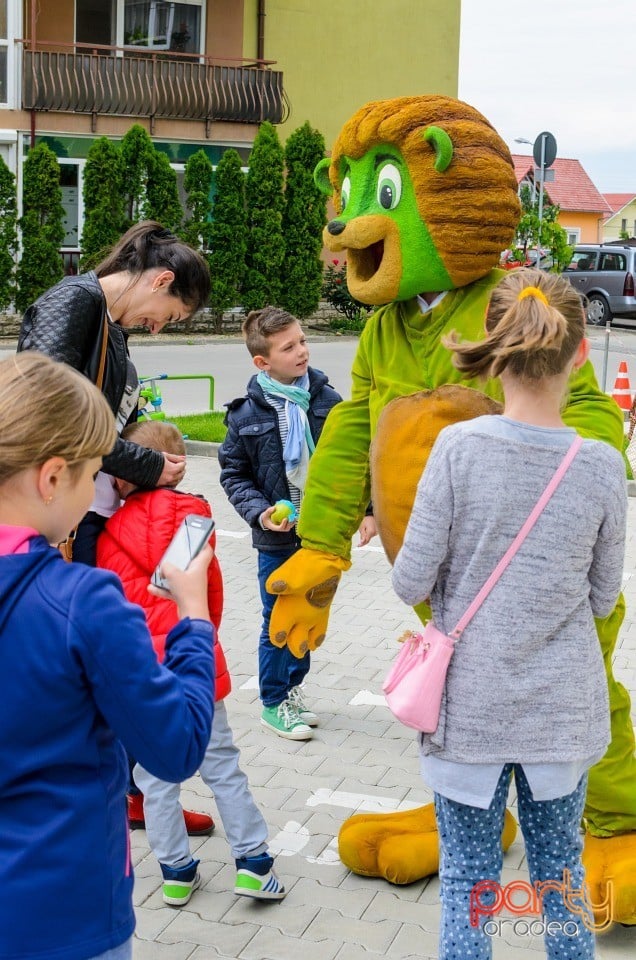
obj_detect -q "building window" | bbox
[0,0,8,105]
[621,218,628,233]
[565,229,580,246]
[124,1,202,54]
[59,162,83,251]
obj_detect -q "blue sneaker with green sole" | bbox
[234,852,286,900]
[161,858,201,906]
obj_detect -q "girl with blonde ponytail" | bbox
[392,269,627,960]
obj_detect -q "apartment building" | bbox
[1,1,459,268]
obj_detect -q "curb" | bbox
[185,439,221,459]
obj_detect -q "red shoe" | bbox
[127,792,215,836]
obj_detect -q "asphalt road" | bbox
[2,324,636,414]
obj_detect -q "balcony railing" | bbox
[20,40,288,134]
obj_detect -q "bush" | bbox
[243,121,285,311]
[146,151,183,233]
[280,122,327,319]
[322,259,372,330]
[120,124,155,226]
[208,149,247,332]
[16,144,65,311]
[0,155,17,309]
[81,137,125,270]
[181,149,214,251]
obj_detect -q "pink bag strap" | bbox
[450,435,583,640]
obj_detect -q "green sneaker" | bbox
[287,685,319,726]
[261,700,313,740]
[235,853,286,900]
[161,858,201,906]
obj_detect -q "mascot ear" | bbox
[422,125,454,173]
[313,157,334,196]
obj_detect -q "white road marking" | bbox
[307,787,411,813]
[239,676,259,690]
[269,820,310,857]
[349,689,387,707]
[215,528,249,539]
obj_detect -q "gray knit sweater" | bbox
[391,416,627,764]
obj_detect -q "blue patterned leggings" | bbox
[434,766,595,960]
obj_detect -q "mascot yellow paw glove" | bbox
[583,833,636,925]
[338,804,517,885]
[266,548,351,657]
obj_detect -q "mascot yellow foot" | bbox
[583,833,636,925]
[338,804,517,885]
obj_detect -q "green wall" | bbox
[243,0,460,147]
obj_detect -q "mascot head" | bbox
[314,95,521,305]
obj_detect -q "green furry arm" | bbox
[563,360,625,452]
[298,334,373,560]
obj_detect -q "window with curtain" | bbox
[124,1,201,53]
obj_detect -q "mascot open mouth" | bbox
[324,215,402,305]
[350,239,385,282]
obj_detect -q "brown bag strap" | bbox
[95,311,109,390]
[59,314,109,561]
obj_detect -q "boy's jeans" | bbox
[134,701,268,866]
[257,547,310,707]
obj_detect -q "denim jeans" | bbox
[257,547,310,706]
[88,937,133,960]
[434,766,594,960]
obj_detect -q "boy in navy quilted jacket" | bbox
[98,419,285,906]
[219,307,350,740]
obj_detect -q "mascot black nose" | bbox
[327,220,346,235]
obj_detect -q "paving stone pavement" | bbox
[130,456,636,960]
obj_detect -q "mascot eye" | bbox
[377,164,402,210]
[341,175,351,211]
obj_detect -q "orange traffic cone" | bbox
[612,360,633,412]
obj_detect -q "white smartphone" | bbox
[151,514,215,590]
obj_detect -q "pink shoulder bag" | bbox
[383,436,583,733]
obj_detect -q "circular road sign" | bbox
[533,132,557,169]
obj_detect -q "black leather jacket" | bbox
[18,273,163,488]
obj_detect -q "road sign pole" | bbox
[537,134,546,243]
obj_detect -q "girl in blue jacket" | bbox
[0,354,215,960]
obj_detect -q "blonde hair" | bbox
[0,353,116,484]
[444,269,585,381]
[122,419,185,457]
[242,306,300,357]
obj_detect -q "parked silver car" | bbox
[562,244,636,326]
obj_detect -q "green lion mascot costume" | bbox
[266,95,636,925]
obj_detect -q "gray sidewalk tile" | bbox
[129,456,636,959]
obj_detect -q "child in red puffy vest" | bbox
[97,419,286,906]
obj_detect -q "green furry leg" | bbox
[585,595,636,837]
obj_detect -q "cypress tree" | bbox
[280,122,327,319]
[182,149,214,251]
[208,149,246,332]
[120,124,155,227]
[0,155,17,310]
[146,150,183,233]
[80,136,125,270]
[243,121,285,311]
[16,144,65,311]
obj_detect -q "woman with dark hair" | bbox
[17,220,214,839]
[18,220,211,564]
